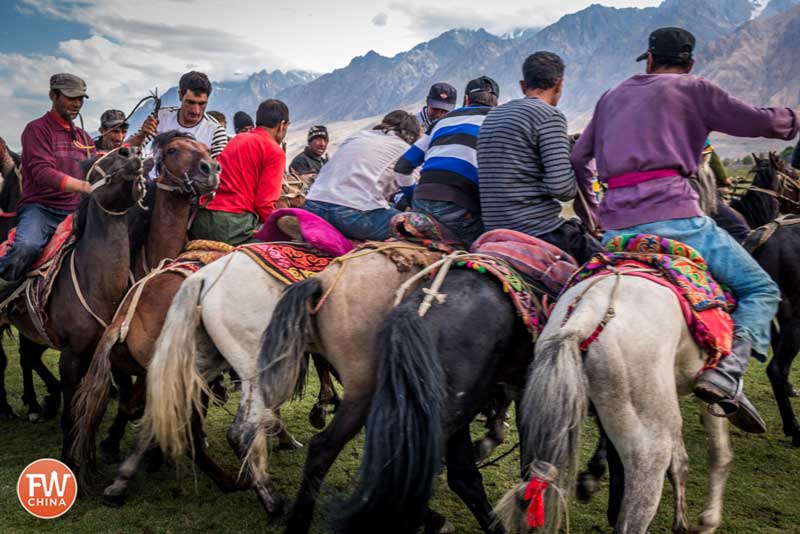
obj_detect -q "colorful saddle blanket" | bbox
[238,241,333,285]
[254,208,354,257]
[0,214,74,272]
[160,240,235,277]
[566,234,735,363]
[471,229,578,297]
[389,211,461,251]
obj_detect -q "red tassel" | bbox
[523,477,549,528]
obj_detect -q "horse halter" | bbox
[87,146,146,215]
[154,142,217,205]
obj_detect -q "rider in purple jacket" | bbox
[572,28,799,434]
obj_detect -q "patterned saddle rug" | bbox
[238,241,334,285]
[0,214,74,273]
[565,234,735,365]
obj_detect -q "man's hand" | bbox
[126,115,158,147]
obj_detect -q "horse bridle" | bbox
[154,141,217,205]
[86,147,146,215]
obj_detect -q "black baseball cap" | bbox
[465,76,499,97]
[636,27,696,62]
[426,82,457,111]
[308,125,329,142]
[100,109,128,130]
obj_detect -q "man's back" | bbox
[478,97,576,236]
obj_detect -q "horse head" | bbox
[152,131,220,198]
[81,146,145,215]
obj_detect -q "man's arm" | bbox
[394,132,431,176]
[699,80,799,140]
[210,125,228,159]
[22,124,90,194]
[126,115,158,147]
[254,151,286,223]
[539,112,577,202]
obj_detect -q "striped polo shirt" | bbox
[477,97,577,236]
[396,105,491,213]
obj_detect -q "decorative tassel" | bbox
[523,477,548,528]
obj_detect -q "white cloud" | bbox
[372,12,389,27]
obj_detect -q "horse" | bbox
[330,264,535,534]
[0,147,62,422]
[70,130,220,476]
[0,146,146,466]
[496,275,733,534]
[104,245,339,514]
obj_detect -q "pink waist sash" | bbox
[606,169,680,189]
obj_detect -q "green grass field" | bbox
[1,336,799,533]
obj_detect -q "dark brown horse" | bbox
[70,131,220,472]
[1,146,145,466]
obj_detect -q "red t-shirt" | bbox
[205,128,286,223]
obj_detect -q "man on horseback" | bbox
[571,27,799,433]
[93,109,129,152]
[0,74,96,301]
[477,52,602,263]
[128,71,228,160]
[189,99,289,245]
[394,76,499,245]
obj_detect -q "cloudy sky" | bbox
[0,0,660,145]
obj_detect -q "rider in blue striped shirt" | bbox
[395,76,499,244]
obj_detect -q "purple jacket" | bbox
[571,74,799,230]
[20,112,95,212]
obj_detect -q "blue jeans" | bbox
[412,199,484,245]
[603,216,780,355]
[303,199,400,241]
[0,203,70,283]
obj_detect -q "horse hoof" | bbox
[277,437,303,451]
[439,520,456,534]
[308,405,327,429]
[102,486,128,508]
[473,438,497,463]
[576,472,600,503]
[41,395,60,420]
[27,411,41,423]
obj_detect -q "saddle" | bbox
[0,215,74,272]
[564,234,735,365]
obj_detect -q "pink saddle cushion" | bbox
[255,208,354,257]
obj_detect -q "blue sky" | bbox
[0,0,662,146]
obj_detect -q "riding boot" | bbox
[693,335,767,434]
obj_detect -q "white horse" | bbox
[497,275,732,534]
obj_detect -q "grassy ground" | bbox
[0,336,799,534]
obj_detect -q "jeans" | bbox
[412,199,484,245]
[538,219,603,265]
[303,199,400,241]
[603,216,780,356]
[0,203,70,283]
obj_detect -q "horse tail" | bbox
[70,323,119,485]
[332,307,444,534]
[496,332,587,534]
[141,273,212,462]
[256,277,321,412]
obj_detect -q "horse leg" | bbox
[577,414,609,502]
[606,436,625,528]
[695,403,733,533]
[473,385,511,463]
[445,425,504,534]
[275,407,303,450]
[667,438,690,534]
[99,370,134,463]
[285,392,371,534]
[19,341,42,420]
[21,335,59,419]
[103,428,150,506]
[767,318,800,445]
[308,352,340,430]
[0,341,16,418]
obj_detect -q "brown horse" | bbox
[2,146,144,467]
[71,130,220,471]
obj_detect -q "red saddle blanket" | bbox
[237,242,333,285]
[565,234,734,365]
[0,215,74,272]
[470,229,578,296]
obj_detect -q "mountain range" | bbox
[129,0,800,148]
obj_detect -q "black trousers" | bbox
[537,219,603,265]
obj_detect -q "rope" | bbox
[309,243,432,315]
[69,249,109,329]
[477,441,519,469]
[116,257,173,342]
